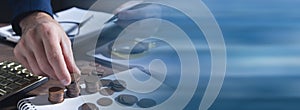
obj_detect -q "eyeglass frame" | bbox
[58,15,94,37]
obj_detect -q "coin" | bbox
[91,70,104,77]
[115,94,138,106]
[76,60,89,67]
[99,88,114,96]
[85,75,99,83]
[110,42,148,55]
[80,66,95,75]
[66,73,81,98]
[70,73,81,82]
[66,84,81,98]
[111,80,126,92]
[99,79,112,87]
[137,98,157,108]
[85,75,99,93]
[89,61,101,67]
[97,97,113,106]
[96,68,105,73]
[78,103,99,110]
[48,87,65,104]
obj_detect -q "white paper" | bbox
[0,7,113,43]
[17,68,173,110]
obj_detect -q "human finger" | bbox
[42,27,71,86]
[14,46,32,72]
[61,36,80,74]
[22,49,44,76]
[30,38,58,79]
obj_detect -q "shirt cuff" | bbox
[11,0,53,35]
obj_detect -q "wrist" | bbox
[19,12,54,31]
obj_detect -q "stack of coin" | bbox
[78,103,99,110]
[80,66,94,75]
[111,80,126,92]
[84,75,99,93]
[66,73,81,98]
[48,87,65,104]
[115,94,138,106]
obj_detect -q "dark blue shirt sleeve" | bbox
[10,0,53,35]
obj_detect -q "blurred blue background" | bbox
[199,0,300,109]
[76,0,300,109]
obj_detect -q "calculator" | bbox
[0,61,48,101]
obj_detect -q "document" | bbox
[0,7,113,43]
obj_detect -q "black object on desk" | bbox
[0,61,48,102]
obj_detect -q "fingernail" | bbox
[61,79,69,86]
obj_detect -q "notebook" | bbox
[17,68,174,110]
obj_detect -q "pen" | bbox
[104,3,150,24]
[105,14,118,24]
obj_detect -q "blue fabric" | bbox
[10,0,53,35]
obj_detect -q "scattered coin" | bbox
[99,79,112,87]
[96,67,105,72]
[84,75,100,93]
[97,97,113,106]
[137,98,157,108]
[78,103,99,110]
[91,70,104,77]
[89,61,101,67]
[110,42,148,55]
[76,60,89,67]
[115,94,138,106]
[111,80,126,92]
[48,87,65,104]
[80,66,95,75]
[99,88,114,96]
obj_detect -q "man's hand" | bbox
[14,12,80,86]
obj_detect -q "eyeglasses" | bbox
[58,15,94,37]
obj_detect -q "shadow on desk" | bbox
[0,93,32,110]
[0,38,16,62]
